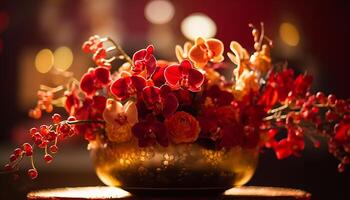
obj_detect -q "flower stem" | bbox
[66,120,105,125]
[107,37,133,65]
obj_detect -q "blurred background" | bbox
[1,0,350,199]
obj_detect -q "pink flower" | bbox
[164,60,204,92]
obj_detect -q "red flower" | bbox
[132,115,168,147]
[268,128,305,159]
[110,74,147,100]
[132,45,157,78]
[142,85,178,117]
[293,74,313,97]
[164,60,204,92]
[165,111,200,144]
[259,69,294,109]
[202,85,234,107]
[80,67,111,96]
[64,90,80,115]
[74,95,107,140]
[150,61,168,87]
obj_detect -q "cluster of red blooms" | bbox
[4,25,350,179]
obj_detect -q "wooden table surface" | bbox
[27,186,311,200]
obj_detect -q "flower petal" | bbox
[163,93,178,117]
[145,54,157,78]
[130,75,147,91]
[179,59,192,74]
[189,45,207,67]
[188,68,204,91]
[110,77,131,100]
[206,38,224,62]
[80,72,96,96]
[92,95,107,112]
[164,65,182,88]
[103,98,123,124]
[142,86,161,109]
[94,67,111,86]
[132,49,147,63]
[151,66,166,87]
[124,101,138,125]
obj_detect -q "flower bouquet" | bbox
[5,23,350,192]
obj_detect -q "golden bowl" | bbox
[89,138,258,193]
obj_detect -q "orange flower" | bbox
[188,37,224,67]
[165,111,200,144]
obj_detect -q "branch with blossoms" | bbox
[4,23,350,180]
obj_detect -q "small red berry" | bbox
[34,138,42,146]
[40,125,49,136]
[10,154,18,162]
[342,157,350,164]
[46,130,57,141]
[67,116,76,121]
[325,110,337,122]
[4,163,12,171]
[13,148,23,156]
[327,94,336,105]
[59,123,71,134]
[313,140,321,148]
[38,140,49,149]
[338,163,345,173]
[316,92,326,104]
[29,127,38,136]
[82,41,92,53]
[343,115,350,123]
[28,168,38,179]
[52,113,62,124]
[44,154,53,164]
[49,145,58,154]
[23,143,33,156]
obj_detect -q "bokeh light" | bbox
[144,0,175,25]
[35,49,54,73]
[279,22,300,47]
[53,46,73,71]
[181,13,217,40]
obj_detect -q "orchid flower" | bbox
[103,99,138,143]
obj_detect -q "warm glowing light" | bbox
[181,13,217,40]
[144,0,175,24]
[279,22,300,46]
[53,46,73,71]
[35,49,54,73]
[27,187,131,199]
